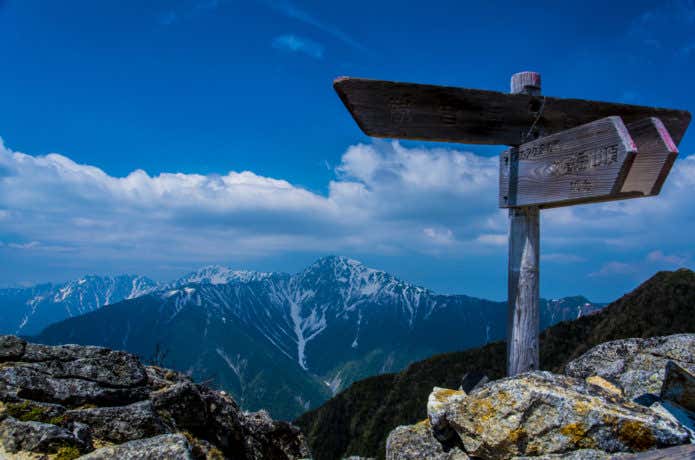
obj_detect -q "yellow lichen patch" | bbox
[586,376,623,396]
[508,427,526,443]
[416,418,431,427]
[618,420,656,451]
[494,390,511,405]
[54,446,81,460]
[560,422,597,448]
[432,388,465,402]
[92,438,116,449]
[602,413,618,425]
[573,400,592,416]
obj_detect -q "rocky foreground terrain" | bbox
[0,334,694,459]
[0,335,310,459]
[386,334,695,459]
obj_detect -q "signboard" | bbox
[499,116,637,208]
[333,77,691,146]
[621,117,678,196]
[332,72,692,377]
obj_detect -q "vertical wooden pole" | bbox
[507,71,541,376]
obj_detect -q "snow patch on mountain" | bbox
[174,265,274,287]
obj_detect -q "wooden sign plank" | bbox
[499,116,637,208]
[334,77,691,146]
[621,117,678,196]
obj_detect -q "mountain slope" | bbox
[0,275,157,335]
[32,256,601,420]
[295,268,695,460]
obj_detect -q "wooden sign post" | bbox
[332,72,691,376]
[506,72,541,376]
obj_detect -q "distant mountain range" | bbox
[295,268,695,460]
[2,256,602,419]
[0,275,158,335]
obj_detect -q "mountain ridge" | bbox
[29,256,603,420]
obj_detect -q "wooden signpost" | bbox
[333,71,691,376]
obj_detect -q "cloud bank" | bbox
[0,138,693,286]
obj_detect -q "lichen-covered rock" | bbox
[660,361,695,412]
[428,387,466,432]
[241,409,312,460]
[1,399,66,423]
[427,387,467,447]
[150,382,208,432]
[64,400,170,444]
[586,376,623,397]
[0,336,26,361]
[145,365,192,391]
[442,371,689,459]
[0,364,149,406]
[565,334,695,402]
[0,416,90,454]
[198,385,248,455]
[385,420,469,460]
[0,336,312,460]
[78,433,194,459]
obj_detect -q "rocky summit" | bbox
[0,335,310,460]
[386,334,695,460]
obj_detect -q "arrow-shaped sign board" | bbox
[499,116,636,208]
[499,116,679,208]
[334,77,691,147]
[620,117,678,197]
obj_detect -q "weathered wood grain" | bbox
[334,77,691,146]
[500,116,637,208]
[621,117,678,196]
[506,72,541,377]
[507,206,540,376]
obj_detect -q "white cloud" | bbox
[647,250,688,266]
[0,139,503,271]
[1,136,694,284]
[589,261,638,278]
[260,0,366,52]
[272,34,324,59]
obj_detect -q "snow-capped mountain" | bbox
[33,256,603,419]
[0,275,157,335]
[171,265,275,287]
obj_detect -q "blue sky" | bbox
[1,0,694,301]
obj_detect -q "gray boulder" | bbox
[432,371,689,459]
[150,382,208,431]
[564,334,695,402]
[0,336,311,460]
[0,336,26,361]
[0,364,148,406]
[0,416,89,454]
[386,421,469,460]
[660,361,695,412]
[241,409,312,460]
[77,433,194,459]
[65,400,171,444]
